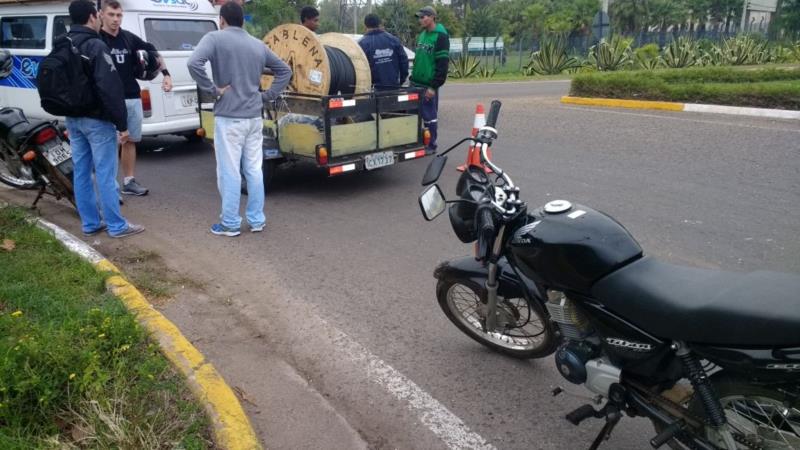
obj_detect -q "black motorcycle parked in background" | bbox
[0,106,75,209]
[418,100,800,450]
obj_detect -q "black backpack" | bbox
[37,35,99,116]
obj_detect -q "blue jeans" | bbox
[214,116,264,229]
[421,89,439,151]
[65,117,128,235]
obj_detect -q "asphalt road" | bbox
[8,79,799,449]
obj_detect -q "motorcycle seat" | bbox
[7,120,51,148]
[591,257,800,346]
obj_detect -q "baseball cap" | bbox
[415,6,436,18]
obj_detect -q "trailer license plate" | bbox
[365,151,395,170]
[42,141,71,166]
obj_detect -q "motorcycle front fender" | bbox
[433,256,545,304]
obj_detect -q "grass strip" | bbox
[0,207,213,449]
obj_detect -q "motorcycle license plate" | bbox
[42,141,71,166]
[364,151,395,170]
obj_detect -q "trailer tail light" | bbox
[22,150,36,161]
[329,163,355,176]
[404,149,426,161]
[316,145,329,166]
[423,129,431,146]
[196,128,206,138]
[33,127,57,145]
[141,89,152,118]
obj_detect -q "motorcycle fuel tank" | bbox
[508,200,643,294]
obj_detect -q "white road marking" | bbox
[331,327,496,450]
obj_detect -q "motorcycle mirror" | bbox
[421,155,447,186]
[419,184,446,221]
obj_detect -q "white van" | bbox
[0,0,218,138]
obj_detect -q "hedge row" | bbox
[570,67,800,109]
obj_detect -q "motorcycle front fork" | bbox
[483,225,506,332]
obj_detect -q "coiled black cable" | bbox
[324,45,356,95]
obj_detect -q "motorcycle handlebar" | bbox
[476,205,496,261]
[485,100,502,129]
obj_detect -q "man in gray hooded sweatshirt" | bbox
[187,2,291,236]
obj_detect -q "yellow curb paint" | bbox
[561,96,685,112]
[94,258,262,450]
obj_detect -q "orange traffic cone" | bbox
[457,103,485,172]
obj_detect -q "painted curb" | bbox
[561,96,800,120]
[34,218,262,450]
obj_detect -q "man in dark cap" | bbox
[409,6,449,152]
[358,13,408,91]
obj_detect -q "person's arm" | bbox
[431,32,449,89]
[87,40,127,133]
[187,34,219,97]
[261,47,292,103]
[396,38,409,85]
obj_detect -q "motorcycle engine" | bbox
[547,291,623,396]
[545,290,593,339]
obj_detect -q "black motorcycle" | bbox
[418,100,800,450]
[0,107,75,209]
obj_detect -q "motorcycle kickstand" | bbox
[31,185,47,209]
[588,405,621,450]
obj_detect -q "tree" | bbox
[465,6,502,37]
[245,0,308,37]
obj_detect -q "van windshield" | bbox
[143,19,217,51]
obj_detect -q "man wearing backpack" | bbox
[100,0,171,197]
[56,1,143,238]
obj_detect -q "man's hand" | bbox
[119,130,130,145]
[162,75,173,92]
[425,87,435,100]
[217,85,230,99]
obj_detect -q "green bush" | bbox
[588,36,634,71]
[449,55,481,79]
[570,66,800,109]
[707,35,772,66]
[634,44,661,70]
[662,37,700,68]
[524,35,580,75]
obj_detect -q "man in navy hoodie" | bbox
[358,14,408,91]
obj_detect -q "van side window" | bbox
[144,19,217,51]
[53,16,73,44]
[0,16,47,49]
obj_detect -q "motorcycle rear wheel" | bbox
[436,279,557,359]
[0,147,40,189]
[690,376,800,450]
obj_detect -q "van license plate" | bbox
[365,151,395,170]
[179,94,197,108]
[42,141,71,166]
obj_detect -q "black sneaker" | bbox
[109,223,145,238]
[122,179,149,196]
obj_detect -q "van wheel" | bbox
[184,133,203,143]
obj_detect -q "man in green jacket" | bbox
[410,5,449,152]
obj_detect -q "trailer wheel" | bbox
[241,160,277,196]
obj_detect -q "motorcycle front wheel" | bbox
[436,279,557,359]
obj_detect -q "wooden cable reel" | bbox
[261,24,371,96]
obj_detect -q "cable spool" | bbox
[262,24,371,96]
